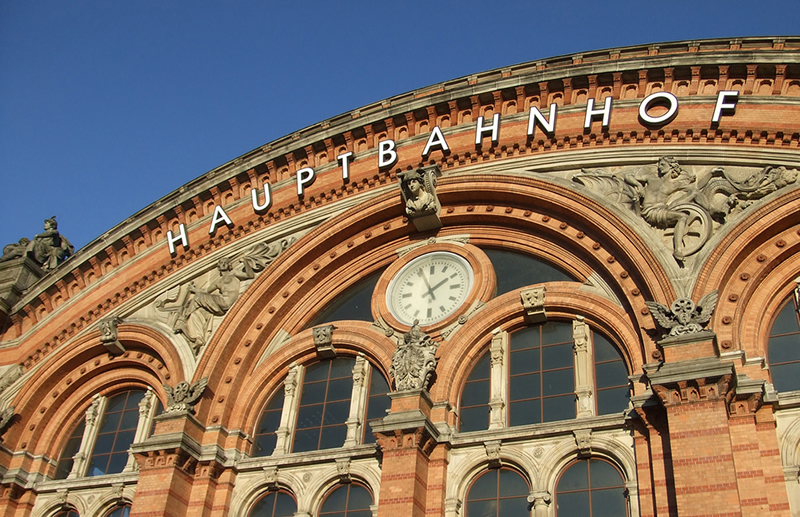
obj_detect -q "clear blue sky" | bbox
[1,1,797,252]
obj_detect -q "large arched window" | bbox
[103,505,131,517]
[253,389,284,456]
[55,420,85,479]
[458,321,629,431]
[319,483,373,517]
[293,358,354,452]
[310,269,385,326]
[555,459,627,516]
[483,249,574,296]
[768,296,800,392]
[53,510,79,517]
[465,468,530,516]
[248,491,297,517]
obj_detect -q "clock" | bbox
[387,251,474,326]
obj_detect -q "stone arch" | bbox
[301,462,382,516]
[779,416,800,476]
[228,473,302,517]
[446,444,538,504]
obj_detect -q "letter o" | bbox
[638,92,679,126]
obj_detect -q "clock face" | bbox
[387,251,474,326]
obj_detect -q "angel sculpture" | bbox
[645,291,718,339]
[163,377,208,414]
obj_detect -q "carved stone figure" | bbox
[163,377,208,414]
[399,167,442,231]
[645,291,718,339]
[98,316,125,355]
[389,320,439,391]
[30,217,74,270]
[0,217,74,270]
[312,324,336,359]
[0,406,14,437]
[0,365,23,395]
[156,237,296,353]
[573,158,797,263]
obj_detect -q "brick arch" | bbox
[4,325,177,458]
[220,321,395,435]
[692,187,800,356]
[434,282,642,405]
[197,172,672,419]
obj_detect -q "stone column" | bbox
[124,387,155,472]
[527,491,551,517]
[372,389,440,517]
[69,394,106,479]
[344,354,368,446]
[488,328,507,430]
[273,362,301,455]
[573,317,594,418]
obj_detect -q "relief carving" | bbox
[312,324,336,359]
[163,377,208,414]
[574,158,797,263]
[390,320,439,392]
[0,406,15,438]
[0,365,23,396]
[399,167,442,232]
[98,316,125,355]
[646,291,718,338]
[156,236,296,353]
[520,286,547,323]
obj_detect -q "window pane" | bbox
[595,362,628,389]
[322,401,350,426]
[346,484,373,510]
[597,387,630,415]
[468,499,497,517]
[498,497,529,516]
[542,370,574,396]
[468,470,497,500]
[462,380,490,407]
[119,408,139,430]
[543,394,575,422]
[543,343,573,370]
[319,425,347,449]
[327,378,354,401]
[556,491,590,517]
[771,362,800,392]
[273,492,298,517]
[541,321,572,345]
[558,461,588,491]
[770,301,800,336]
[591,488,627,517]
[257,410,282,435]
[105,393,127,413]
[510,348,540,374]
[509,399,541,426]
[310,270,383,325]
[295,404,323,429]
[498,469,529,496]
[510,327,540,351]
[593,334,621,362]
[769,334,800,364]
[303,362,329,382]
[106,452,128,474]
[459,406,490,432]
[300,381,327,405]
[93,433,115,455]
[469,353,491,379]
[292,428,320,453]
[590,459,623,488]
[254,432,277,457]
[56,420,85,479]
[124,391,145,409]
[99,412,122,433]
[483,249,573,296]
[321,485,347,512]
[330,357,356,379]
[510,372,540,399]
[112,430,136,452]
[369,371,390,395]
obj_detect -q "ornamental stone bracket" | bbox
[484,440,502,468]
[643,357,734,408]
[573,429,593,457]
[399,166,442,232]
[98,316,125,355]
[335,458,352,483]
[520,286,546,323]
[371,400,440,458]
[729,374,766,417]
[312,324,336,359]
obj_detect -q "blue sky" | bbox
[1,1,797,252]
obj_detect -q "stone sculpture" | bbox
[163,377,208,414]
[0,406,14,438]
[573,158,797,262]
[156,236,296,352]
[645,291,718,339]
[98,316,125,355]
[389,319,439,391]
[0,217,73,270]
[399,167,442,231]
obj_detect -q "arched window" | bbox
[293,358,355,452]
[89,390,145,476]
[465,468,530,516]
[459,351,490,432]
[509,322,575,425]
[555,459,626,516]
[253,389,284,457]
[458,322,629,431]
[103,505,131,517]
[310,269,386,326]
[248,491,297,517]
[319,484,373,516]
[768,296,800,392]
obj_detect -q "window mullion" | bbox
[69,394,107,479]
[573,316,595,418]
[489,328,508,429]
[274,362,303,455]
[344,353,368,446]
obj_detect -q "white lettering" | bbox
[422,126,450,156]
[296,167,315,196]
[475,113,500,145]
[166,224,189,255]
[638,92,679,125]
[584,97,613,129]
[251,185,272,212]
[527,104,557,137]
[712,90,739,123]
[208,205,233,234]
[337,151,354,181]
[378,140,397,168]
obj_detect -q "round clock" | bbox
[387,251,474,326]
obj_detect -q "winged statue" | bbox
[645,291,718,339]
[163,377,208,414]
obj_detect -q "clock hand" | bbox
[417,270,437,300]
[429,277,448,293]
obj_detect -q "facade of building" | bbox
[0,36,800,517]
